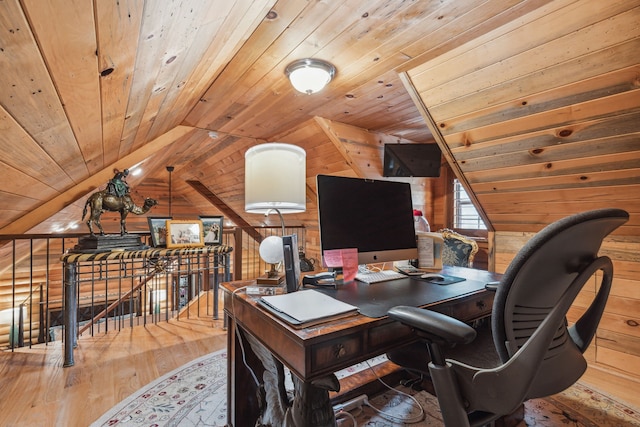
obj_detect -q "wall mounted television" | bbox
[383,143,442,177]
[316,174,418,266]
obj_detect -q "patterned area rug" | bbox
[91,350,228,427]
[92,351,640,427]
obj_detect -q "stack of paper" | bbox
[258,290,358,327]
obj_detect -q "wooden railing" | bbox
[61,244,234,366]
[0,225,305,352]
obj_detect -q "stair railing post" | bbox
[63,262,77,367]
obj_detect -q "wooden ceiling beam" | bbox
[185,180,263,244]
[314,116,420,178]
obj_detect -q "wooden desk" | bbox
[223,266,501,426]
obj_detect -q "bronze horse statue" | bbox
[83,191,158,236]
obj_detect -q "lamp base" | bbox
[256,273,285,286]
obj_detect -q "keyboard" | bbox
[355,270,406,284]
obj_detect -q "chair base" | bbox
[494,404,524,427]
[396,369,524,427]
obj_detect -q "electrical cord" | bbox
[233,284,423,425]
[231,286,260,387]
[361,359,426,424]
[335,408,358,426]
[357,262,390,274]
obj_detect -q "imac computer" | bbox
[316,174,418,266]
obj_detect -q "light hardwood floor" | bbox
[0,295,637,427]
[0,306,226,427]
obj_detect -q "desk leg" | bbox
[243,331,339,427]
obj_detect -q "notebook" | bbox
[258,289,358,328]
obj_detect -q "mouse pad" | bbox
[314,276,485,318]
[420,274,466,285]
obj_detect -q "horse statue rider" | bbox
[107,169,130,197]
[83,168,158,236]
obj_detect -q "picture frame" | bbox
[166,220,205,248]
[147,217,172,247]
[199,215,224,245]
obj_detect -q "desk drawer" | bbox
[311,333,363,372]
[449,292,493,321]
[368,321,414,348]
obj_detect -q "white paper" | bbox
[417,236,435,268]
[260,289,357,324]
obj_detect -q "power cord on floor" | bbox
[231,286,260,387]
[362,359,425,424]
[234,285,424,425]
[335,408,358,426]
[334,361,425,427]
[333,359,426,426]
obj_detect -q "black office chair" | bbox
[387,208,629,427]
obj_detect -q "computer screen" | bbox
[316,174,418,266]
[383,143,441,177]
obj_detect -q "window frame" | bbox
[449,178,487,239]
[453,179,486,230]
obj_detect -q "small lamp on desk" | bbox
[244,143,306,285]
[258,235,285,284]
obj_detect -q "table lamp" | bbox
[0,305,26,348]
[245,143,306,284]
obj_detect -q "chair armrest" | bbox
[388,305,476,345]
[485,281,500,292]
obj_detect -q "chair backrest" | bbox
[439,228,479,267]
[490,208,629,398]
[390,209,629,426]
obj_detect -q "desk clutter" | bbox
[257,289,358,328]
[311,274,485,318]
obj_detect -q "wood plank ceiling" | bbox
[0,0,638,245]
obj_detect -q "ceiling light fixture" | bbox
[285,58,336,95]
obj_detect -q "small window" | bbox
[453,179,486,230]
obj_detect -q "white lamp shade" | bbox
[245,143,306,214]
[150,289,167,302]
[0,306,26,325]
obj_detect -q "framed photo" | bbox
[199,216,224,245]
[147,217,172,247]
[166,220,205,248]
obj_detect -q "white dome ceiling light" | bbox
[285,58,336,95]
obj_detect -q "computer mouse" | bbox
[421,273,445,281]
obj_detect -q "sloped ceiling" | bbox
[402,1,640,233]
[0,0,638,242]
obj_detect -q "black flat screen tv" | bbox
[316,174,418,266]
[383,143,442,177]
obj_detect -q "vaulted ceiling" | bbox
[1,0,638,241]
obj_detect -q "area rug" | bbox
[92,351,640,427]
[90,350,228,427]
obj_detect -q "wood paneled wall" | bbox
[493,231,640,385]
[402,0,640,385]
[402,1,640,236]
[272,118,440,264]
